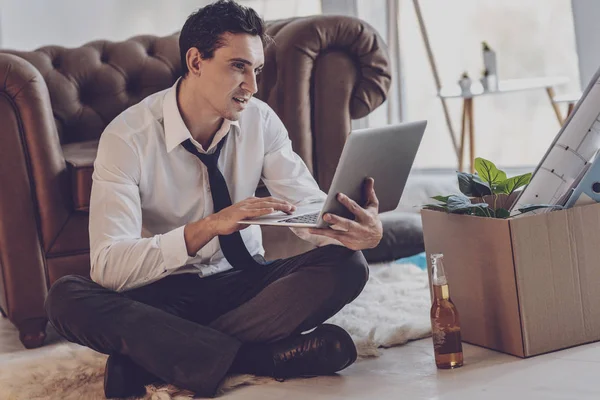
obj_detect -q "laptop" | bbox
[238,121,427,228]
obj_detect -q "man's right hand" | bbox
[213,196,296,235]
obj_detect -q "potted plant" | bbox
[423,157,561,218]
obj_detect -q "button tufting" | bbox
[126,79,140,95]
[79,87,89,105]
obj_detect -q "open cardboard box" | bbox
[421,201,600,357]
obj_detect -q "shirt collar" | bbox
[163,78,240,154]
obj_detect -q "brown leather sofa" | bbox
[0,15,393,348]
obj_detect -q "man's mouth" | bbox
[233,97,249,104]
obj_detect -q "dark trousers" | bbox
[44,245,369,397]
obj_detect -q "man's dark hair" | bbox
[179,0,270,77]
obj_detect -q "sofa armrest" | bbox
[0,54,71,324]
[263,15,391,191]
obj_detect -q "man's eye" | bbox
[233,63,245,70]
[255,69,263,76]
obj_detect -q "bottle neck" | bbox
[431,258,447,284]
[431,254,450,300]
[433,283,450,300]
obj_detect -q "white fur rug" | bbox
[0,261,431,400]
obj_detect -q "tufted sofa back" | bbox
[4,35,181,145]
[4,16,392,166]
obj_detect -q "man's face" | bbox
[192,32,264,121]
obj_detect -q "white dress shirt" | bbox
[89,79,331,292]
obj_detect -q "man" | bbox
[45,1,383,398]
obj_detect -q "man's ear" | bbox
[186,47,203,76]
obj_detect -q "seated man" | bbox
[44,1,383,398]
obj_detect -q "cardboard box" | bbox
[421,202,600,358]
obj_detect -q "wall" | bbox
[0,0,213,50]
[0,0,320,50]
[571,0,600,88]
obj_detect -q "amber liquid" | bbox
[430,284,463,369]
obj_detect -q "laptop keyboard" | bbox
[280,212,320,224]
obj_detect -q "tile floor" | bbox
[1,316,599,399]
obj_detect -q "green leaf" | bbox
[471,203,491,217]
[457,172,492,197]
[472,207,490,217]
[472,174,493,196]
[431,195,451,204]
[457,172,473,196]
[447,194,474,212]
[423,204,448,212]
[491,185,503,195]
[474,158,507,187]
[496,173,532,195]
[495,208,511,219]
[455,209,474,215]
[494,182,509,195]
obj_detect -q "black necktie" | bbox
[182,137,261,270]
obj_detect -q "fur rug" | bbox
[0,261,431,400]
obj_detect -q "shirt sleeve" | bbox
[89,131,194,292]
[261,109,343,247]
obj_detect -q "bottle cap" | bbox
[431,253,444,262]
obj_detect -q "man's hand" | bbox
[308,177,383,251]
[213,196,296,235]
[184,196,295,257]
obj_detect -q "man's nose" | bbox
[242,72,258,95]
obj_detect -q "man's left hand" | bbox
[308,177,383,251]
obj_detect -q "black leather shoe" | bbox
[104,354,157,399]
[269,324,357,379]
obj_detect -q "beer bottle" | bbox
[430,253,463,369]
